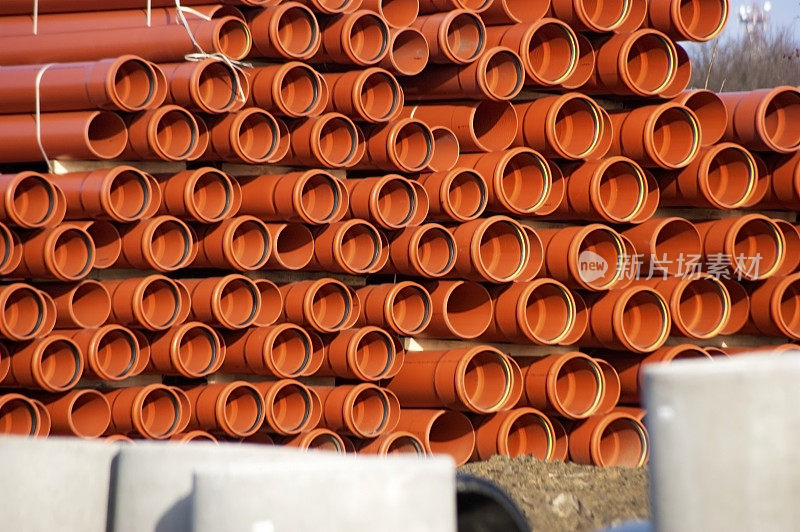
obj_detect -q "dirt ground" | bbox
[460,456,649,532]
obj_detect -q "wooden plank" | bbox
[403,336,573,357]
[243,269,366,287]
[223,163,347,180]
[655,207,797,223]
[51,159,186,175]
[206,373,335,387]
[79,374,162,390]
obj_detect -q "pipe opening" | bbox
[445,282,493,338]
[155,110,196,160]
[732,218,782,279]
[274,224,314,269]
[763,91,800,151]
[679,0,727,40]
[582,0,630,29]
[223,385,263,435]
[69,391,111,438]
[472,102,517,152]
[598,160,646,221]
[140,279,181,329]
[554,98,600,158]
[428,410,474,465]
[704,146,755,207]
[391,284,430,334]
[428,127,459,172]
[621,291,669,351]
[230,219,270,270]
[4,287,44,339]
[271,326,311,376]
[483,49,524,100]
[70,281,111,329]
[554,357,602,417]
[477,220,526,281]
[219,278,259,327]
[13,175,54,227]
[349,14,389,64]
[95,327,137,379]
[0,397,37,435]
[779,280,800,337]
[386,434,425,454]
[318,116,357,167]
[447,170,486,220]
[192,170,232,222]
[577,228,624,288]
[149,219,191,270]
[505,412,552,458]
[376,178,415,227]
[215,19,251,60]
[597,417,647,467]
[360,70,401,122]
[253,280,281,326]
[528,22,577,84]
[238,111,277,162]
[652,219,701,275]
[351,387,389,436]
[389,28,428,76]
[311,282,351,330]
[626,34,674,94]
[140,388,180,438]
[53,228,94,279]
[271,383,311,433]
[416,226,456,276]
[683,91,727,146]
[112,59,155,111]
[86,221,120,269]
[651,107,699,167]
[108,169,149,221]
[525,283,574,342]
[394,121,433,171]
[197,61,237,112]
[462,350,511,411]
[281,64,319,115]
[381,0,419,27]
[446,12,485,63]
[87,112,128,159]
[178,325,218,375]
[678,278,728,337]
[277,6,318,56]
[500,151,550,213]
[339,222,381,272]
[39,338,82,391]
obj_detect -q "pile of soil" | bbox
[460,456,649,532]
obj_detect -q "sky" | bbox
[719,0,800,39]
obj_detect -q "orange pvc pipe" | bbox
[251,379,316,435]
[647,0,729,42]
[282,113,360,168]
[182,275,261,330]
[161,58,240,114]
[222,324,315,378]
[44,389,111,439]
[519,353,605,419]
[538,224,626,291]
[355,118,434,172]
[513,93,606,160]
[555,157,649,223]
[658,143,758,209]
[747,273,800,339]
[561,33,595,89]
[65,325,140,382]
[309,219,383,275]
[13,224,95,281]
[359,431,427,455]
[148,322,223,378]
[378,27,430,76]
[40,280,110,329]
[312,383,399,438]
[386,346,515,413]
[418,168,488,222]
[122,105,199,161]
[473,407,555,460]
[0,56,158,113]
[412,10,486,64]
[362,0,419,28]
[403,100,517,152]
[247,2,321,60]
[323,68,403,123]
[184,381,266,438]
[394,408,475,466]
[319,326,402,381]
[719,86,800,154]
[313,10,390,66]
[482,0,551,24]
[672,89,728,146]
[484,279,577,345]
[644,274,731,339]
[551,0,634,32]
[263,223,315,270]
[103,275,183,331]
[157,167,237,223]
[581,287,671,353]
[384,223,457,278]
[485,19,578,87]
[622,216,702,276]
[54,166,154,223]
[247,62,324,118]
[115,215,193,272]
[345,175,418,230]
[450,215,528,283]
[279,278,354,333]
[420,280,493,340]
[7,335,83,392]
[355,281,432,336]
[695,214,785,281]
[568,411,649,467]
[194,216,272,271]
[0,172,62,229]
[458,148,552,216]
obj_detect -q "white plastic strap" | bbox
[35,63,56,173]
[32,0,39,34]
[146,0,152,27]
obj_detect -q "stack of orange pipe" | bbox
[0,0,797,468]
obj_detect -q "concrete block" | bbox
[109,441,322,532]
[190,455,456,532]
[644,354,800,532]
[0,436,120,532]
